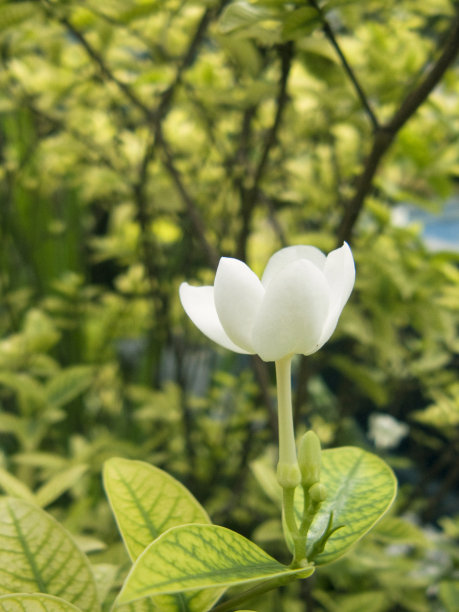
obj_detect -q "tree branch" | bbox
[336,8,459,244]
[155,126,220,268]
[309,0,379,131]
[237,42,293,260]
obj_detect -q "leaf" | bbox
[35,464,89,508]
[439,580,459,612]
[0,467,36,503]
[0,2,36,31]
[219,1,273,34]
[45,366,94,409]
[281,7,320,41]
[0,498,99,611]
[299,447,397,565]
[0,372,45,408]
[104,458,223,612]
[373,516,428,546]
[250,455,282,506]
[117,524,313,605]
[0,593,83,612]
[104,457,211,560]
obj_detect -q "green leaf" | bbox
[104,458,223,612]
[373,516,427,545]
[0,593,83,612]
[35,464,88,508]
[0,2,36,31]
[439,580,459,612]
[219,1,274,34]
[300,447,397,564]
[0,467,36,503]
[45,366,94,409]
[0,498,99,611]
[0,372,45,408]
[104,457,211,560]
[281,7,320,41]
[117,524,313,605]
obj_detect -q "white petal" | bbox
[261,245,326,288]
[318,242,355,346]
[252,260,330,361]
[179,283,250,354]
[214,257,264,352]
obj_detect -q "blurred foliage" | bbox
[0,0,458,610]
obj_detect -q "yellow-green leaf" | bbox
[0,467,36,503]
[117,524,313,605]
[35,464,88,508]
[104,458,223,612]
[104,458,210,560]
[0,498,99,612]
[0,593,83,612]
[300,447,397,564]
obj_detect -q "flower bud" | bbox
[277,462,301,489]
[298,431,321,487]
[309,482,327,503]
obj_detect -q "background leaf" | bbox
[35,464,88,508]
[117,524,312,605]
[0,498,99,612]
[0,593,83,612]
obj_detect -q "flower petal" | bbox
[318,242,355,346]
[179,283,250,354]
[261,245,326,288]
[214,257,264,352]
[252,260,330,361]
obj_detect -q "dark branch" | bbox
[336,8,459,244]
[155,126,220,268]
[309,0,379,131]
[237,42,293,259]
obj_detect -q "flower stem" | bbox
[275,356,307,564]
[275,355,298,470]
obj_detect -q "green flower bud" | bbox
[298,430,321,487]
[277,462,301,489]
[309,482,327,503]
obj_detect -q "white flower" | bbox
[368,414,409,449]
[179,243,355,362]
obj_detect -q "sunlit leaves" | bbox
[104,458,223,612]
[117,524,313,605]
[0,498,99,611]
[302,447,397,564]
[0,593,83,612]
[104,457,211,561]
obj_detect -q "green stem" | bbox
[283,487,298,536]
[275,355,297,468]
[299,487,320,537]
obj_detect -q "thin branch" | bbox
[237,42,293,259]
[336,8,459,244]
[58,15,154,120]
[309,0,379,131]
[155,126,220,268]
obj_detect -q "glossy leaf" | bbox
[104,457,210,560]
[299,447,397,564]
[104,458,223,612]
[0,498,99,611]
[0,593,83,612]
[117,524,313,605]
